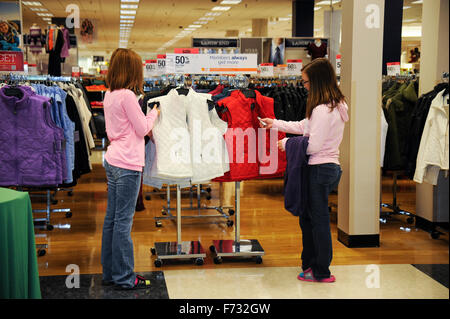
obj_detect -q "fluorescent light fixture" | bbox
[184,28,196,31]
[37,12,53,16]
[120,15,135,19]
[30,7,47,11]
[120,10,136,14]
[403,6,411,9]
[412,0,423,3]
[211,6,231,11]
[121,0,139,2]
[205,12,223,16]
[199,17,214,21]
[220,0,242,4]
[193,21,208,24]
[315,0,340,5]
[121,4,138,9]
[278,17,291,21]
[403,18,417,23]
[22,1,42,6]
[188,25,202,28]
[314,6,321,11]
[42,18,51,21]
[120,20,134,23]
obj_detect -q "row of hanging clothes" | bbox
[0,74,95,188]
[381,74,449,182]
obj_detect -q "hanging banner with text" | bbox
[386,62,400,76]
[166,53,257,75]
[286,59,302,76]
[0,51,24,71]
[157,54,166,75]
[336,55,341,76]
[144,59,158,77]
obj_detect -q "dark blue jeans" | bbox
[299,163,342,279]
[101,160,142,288]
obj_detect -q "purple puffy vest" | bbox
[0,86,67,186]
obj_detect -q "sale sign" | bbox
[0,51,24,71]
[387,62,400,76]
[286,59,302,76]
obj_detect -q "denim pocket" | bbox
[316,164,340,186]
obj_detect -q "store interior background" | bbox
[20,0,423,75]
[7,0,448,297]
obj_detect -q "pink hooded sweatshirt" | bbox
[273,102,349,165]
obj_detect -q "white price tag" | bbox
[286,60,302,76]
[387,62,400,76]
[259,63,274,77]
[166,53,198,74]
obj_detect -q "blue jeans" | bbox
[299,163,342,279]
[101,160,141,288]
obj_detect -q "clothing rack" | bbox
[209,181,264,264]
[153,184,234,228]
[151,185,207,267]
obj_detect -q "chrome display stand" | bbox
[151,185,206,267]
[154,184,234,228]
[210,181,265,264]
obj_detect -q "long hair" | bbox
[106,48,143,94]
[302,58,345,119]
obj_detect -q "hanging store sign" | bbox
[274,64,288,76]
[286,59,303,76]
[192,38,239,48]
[336,55,341,76]
[285,38,328,48]
[166,53,258,75]
[144,59,158,77]
[386,62,400,76]
[157,54,166,75]
[200,54,258,74]
[0,51,24,71]
[258,63,274,77]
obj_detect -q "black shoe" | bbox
[114,275,151,290]
[101,280,115,286]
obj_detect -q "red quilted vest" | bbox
[214,90,286,182]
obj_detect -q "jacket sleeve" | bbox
[272,119,306,135]
[123,90,158,137]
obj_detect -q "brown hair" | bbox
[302,58,345,119]
[106,48,143,94]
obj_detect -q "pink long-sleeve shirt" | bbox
[104,89,158,172]
[273,102,349,165]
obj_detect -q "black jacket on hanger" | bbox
[48,29,64,76]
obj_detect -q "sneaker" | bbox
[298,270,335,283]
[115,275,151,290]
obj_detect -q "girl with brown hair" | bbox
[101,48,159,290]
[260,58,349,282]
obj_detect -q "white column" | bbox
[337,0,385,247]
[415,0,449,224]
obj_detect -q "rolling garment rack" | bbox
[151,185,207,267]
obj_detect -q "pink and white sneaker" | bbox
[298,268,336,283]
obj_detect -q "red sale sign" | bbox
[0,51,24,71]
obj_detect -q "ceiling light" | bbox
[121,4,138,9]
[314,6,321,11]
[278,17,291,21]
[315,0,340,5]
[193,21,208,25]
[120,20,134,23]
[188,25,202,28]
[403,18,417,23]
[42,18,51,21]
[22,1,42,6]
[205,12,223,16]
[220,0,242,4]
[120,15,135,19]
[184,28,196,31]
[403,6,411,9]
[411,0,423,3]
[199,17,214,21]
[211,6,231,11]
[121,0,139,2]
[120,10,136,14]
[37,12,53,16]
[30,7,47,11]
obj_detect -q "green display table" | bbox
[0,187,41,299]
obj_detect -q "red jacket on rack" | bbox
[213,90,286,182]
